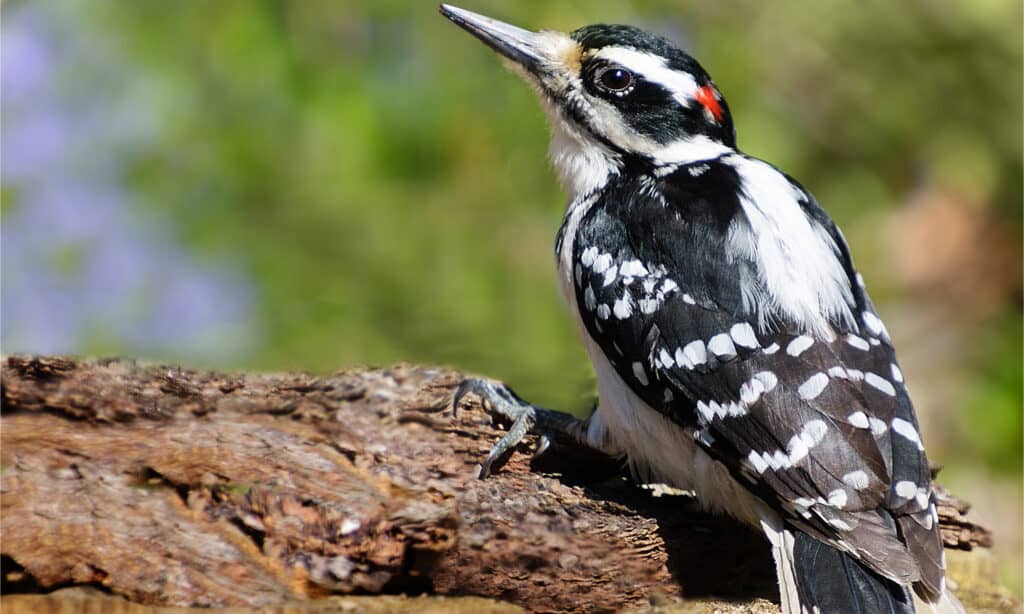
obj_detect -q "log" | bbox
[0,355,1015,613]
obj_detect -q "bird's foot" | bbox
[452,378,586,478]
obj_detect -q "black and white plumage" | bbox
[441,6,962,613]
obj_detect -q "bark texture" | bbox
[0,356,1013,613]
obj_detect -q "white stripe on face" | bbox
[591,46,699,107]
[567,46,731,166]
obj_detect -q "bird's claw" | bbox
[534,433,553,459]
[452,377,545,478]
[452,378,488,419]
[453,378,531,423]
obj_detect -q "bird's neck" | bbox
[548,117,743,203]
[547,118,622,202]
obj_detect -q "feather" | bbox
[563,154,950,605]
[792,527,914,613]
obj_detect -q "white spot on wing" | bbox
[696,401,714,423]
[801,419,828,445]
[786,434,809,464]
[596,304,611,320]
[619,260,648,277]
[768,449,791,470]
[895,480,917,499]
[863,311,885,336]
[581,246,598,267]
[747,450,769,474]
[740,378,765,406]
[847,411,869,429]
[787,419,828,464]
[602,264,618,286]
[786,335,814,357]
[892,417,924,450]
[730,322,758,349]
[753,371,778,392]
[891,363,904,383]
[592,253,613,274]
[658,348,674,369]
[828,366,848,379]
[798,373,829,400]
[726,401,746,417]
[613,297,632,319]
[827,489,848,509]
[842,470,869,490]
[707,333,736,359]
[762,342,780,354]
[864,372,896,396]
[584,286,596,310]
[869,417,887,436]
[846,334,870,351]
[683,340,707,367]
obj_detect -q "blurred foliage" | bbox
[962,313,1023,475]
[2,0,1021,587]
[4,0,1020,437]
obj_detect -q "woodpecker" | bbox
[441,6,962,613]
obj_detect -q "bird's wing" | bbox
[570,169,943,597]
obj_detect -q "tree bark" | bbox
[0,356,1013,613]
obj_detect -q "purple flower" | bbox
[1,2,260,363]
[1,5,55,108]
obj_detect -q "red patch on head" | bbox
[695,85,724,122]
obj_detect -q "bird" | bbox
[440,5,963,613]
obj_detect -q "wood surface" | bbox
[0,356,1011,613]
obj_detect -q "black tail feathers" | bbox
[792,530,914,614]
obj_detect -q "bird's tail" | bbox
[761,522,966,614]
[789,528,914,613]
[913,588,966,614]
[760,512,913,614]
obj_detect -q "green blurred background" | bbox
[2,0,1020,594]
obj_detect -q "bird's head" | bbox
[441,5,737,196]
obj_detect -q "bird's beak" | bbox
[439,5,546,75]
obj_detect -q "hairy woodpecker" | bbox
[441,6,963,613]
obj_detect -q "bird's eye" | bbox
[597,67,634,93]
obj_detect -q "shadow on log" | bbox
[0,356,1015,613]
